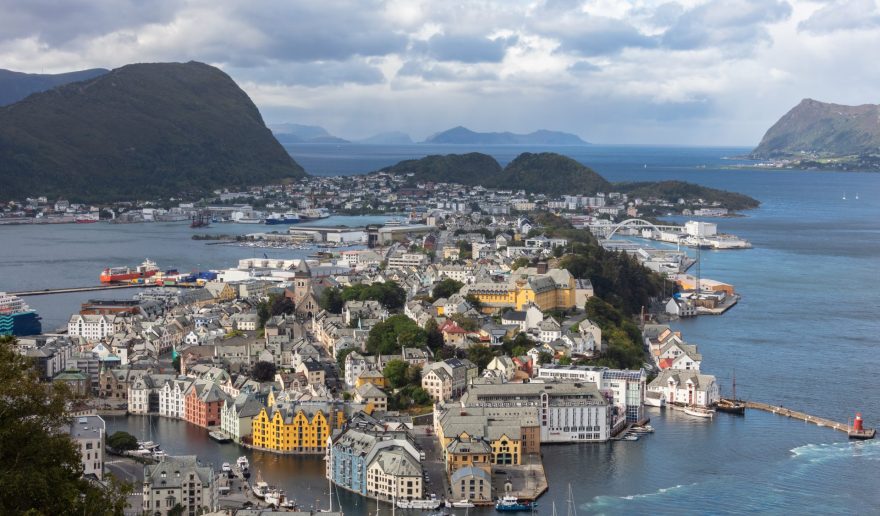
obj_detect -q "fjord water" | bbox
[4,145,880,513]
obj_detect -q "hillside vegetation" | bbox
[0,61,305,202]
[751,98,880,159]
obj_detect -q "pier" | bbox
[10,284,146,296]
[739,400,875,439]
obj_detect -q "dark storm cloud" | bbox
[0,0,179,45]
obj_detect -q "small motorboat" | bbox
[684,406,716,418]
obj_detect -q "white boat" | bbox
[397,498,443,510]
[621,434,639,441]
[221,462,231,473]
[451,499,475,508]
[265,488,285,507]
[236,456,249,470]
[252,471,269,499]
[684,406,716,418]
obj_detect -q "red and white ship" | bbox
[100,259,160,283]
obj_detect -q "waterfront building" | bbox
[220,393,264,443]
[461,381,611,443]
[184,380,231,428]
[656,340,702,371]
[128,373,175,415]
[648,369,719,408]
[450,466,492,503]
[536,365,647,423]
[366,446,424,500]
[327,428,424,500]
[70,415,105,480]
[159,378,193,420]
[142,455,217,516]
[435,405,538,466]
[251,401,344,453]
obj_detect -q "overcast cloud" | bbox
[1,0,877,145]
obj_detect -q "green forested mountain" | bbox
[379,151,609,195]
[0,61,305,202]
[379,151,760,206]
[751,98,880,158]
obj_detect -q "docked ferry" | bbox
[265,212,300,225]
[0,292,42,336]
[99,259,160,283]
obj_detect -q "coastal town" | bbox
[1,170,758,515]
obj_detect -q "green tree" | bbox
[251,360,277,382]
[537,351,553,365]
[467,344,496,372]
[383,359,410,389]
[366,315,427,355]
[0,336,132,515]
[457,241,473,260]
[107,431,138,452]
[319,287,345,314]
[432,278,464,300]
[511,257,530,270]
[425,319,444,350]
[406,364,422,386]
[341,282,407,310]
[171,354,181,373]
[336,348,356,375]
[558,356,573,366]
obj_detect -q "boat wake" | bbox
[789,440,880,464]
[585,483,697,509]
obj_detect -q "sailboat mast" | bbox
[732,368,737,401]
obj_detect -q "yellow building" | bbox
[251,402,345,454]
[463,267,576,313]
[436,408,525,467]
[355,369,386,389]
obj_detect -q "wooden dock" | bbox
[740,400,875,439]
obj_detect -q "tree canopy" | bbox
[0,336,132,515]
[366,315,427,355]
[431,278,464,300]
[251,360,277,382]
[340,281,406,310]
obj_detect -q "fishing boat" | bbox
[716,370,746,415]
[683,406,715,418]
[251,471,269,499]
[236,456,249,470]
[265,488,287,507]
[495,495,534,512]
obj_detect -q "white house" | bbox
[648,369,719,408]
[68,314,121,342]
[159,378,192,420]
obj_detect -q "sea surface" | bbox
[4,144,880,513]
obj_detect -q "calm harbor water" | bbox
[4,145,880,513]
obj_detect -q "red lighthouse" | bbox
[853,413,864,432]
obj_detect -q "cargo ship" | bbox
[100,259,160,283]
[0,292,42,336]
[265,212,301,225]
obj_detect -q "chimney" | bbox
[536,262,548,274]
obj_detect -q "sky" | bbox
[1,0,878,145]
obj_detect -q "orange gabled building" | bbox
[184,380,231,428]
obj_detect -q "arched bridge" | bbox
[592,218,684,239]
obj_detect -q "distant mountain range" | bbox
[751,99,880,159]
[0,61,305,202]
[269,124,586,146]
[0,68,108,106]
[423,126,588,145]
